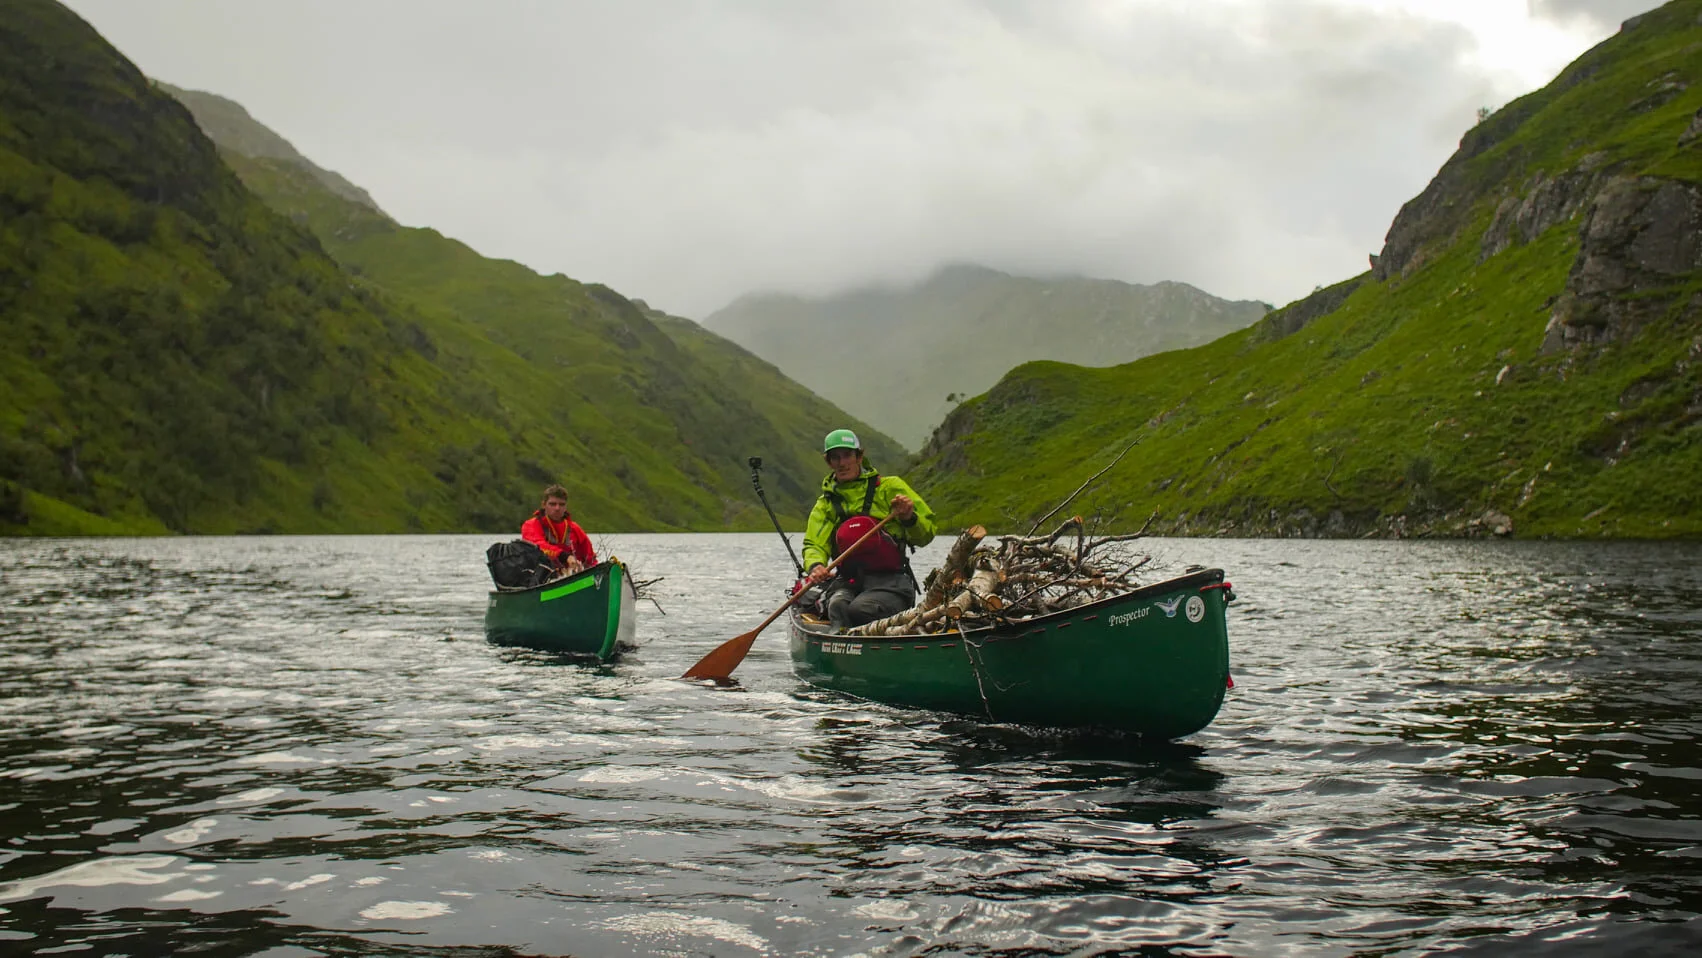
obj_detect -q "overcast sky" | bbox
[64,0,1662,318]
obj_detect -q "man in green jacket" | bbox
[802,428,937,628]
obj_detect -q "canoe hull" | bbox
[484,560,638,659]
[789,568,1231,738]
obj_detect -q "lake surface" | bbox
[1,533,1699,957]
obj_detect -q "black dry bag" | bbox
[486,539,556,589]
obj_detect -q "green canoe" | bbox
[484,560,639,659]
[788,568,1233,738]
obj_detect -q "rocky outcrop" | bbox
[1369,11,1675,283]
[1374,97,1552,281]
[1257,274,1370,340]
[1151,503,1516,540]
[1479,165,1603,261]
[1542,176,1702,352]
[1157,503,1518,541]
[917,404,977,477]
[1680,107,1702,146]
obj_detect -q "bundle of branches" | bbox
[627,569,666,615]
[844,513,1157,637]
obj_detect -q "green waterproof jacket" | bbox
[802,464,937,571]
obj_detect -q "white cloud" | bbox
[61,0,1660,316]
[1528,0,1664,32]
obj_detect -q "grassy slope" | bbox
[209,147,906,526]
[644,307,908,510]
[155,79,385,214]
[912,2,1702,539]
[0,0,446,535]
[0,0,900,535]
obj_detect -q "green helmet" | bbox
[822,428,861,453]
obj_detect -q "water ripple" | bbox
[2,534,1700,955]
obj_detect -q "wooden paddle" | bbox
[682,513,897,681]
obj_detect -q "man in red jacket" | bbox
[520,484,597,574]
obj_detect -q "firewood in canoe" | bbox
[850,556,1003,637]
[998,515,1083,555]
[922,524,986,608]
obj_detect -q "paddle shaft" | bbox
[749,458,804,578]
[682,512,898,680]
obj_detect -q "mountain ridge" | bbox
[706,265,1268,447]
[154,81,388,218]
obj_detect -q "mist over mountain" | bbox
[707,265,1268,447]
[155,79,388,217]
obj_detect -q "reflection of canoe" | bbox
[788,568,1233,738]
[484,560,638,659]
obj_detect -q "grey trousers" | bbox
[824,571,915,628]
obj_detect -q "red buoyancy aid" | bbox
[830,477,906,573]
[523,511,596,567]
[833,514,906,572]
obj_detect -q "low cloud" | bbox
[1528,0,1661,32]
[63,0,1659,316]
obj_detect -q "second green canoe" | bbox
[789,567,1233,738]
[484,560,639,659]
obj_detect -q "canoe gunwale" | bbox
[487,560,612,598]
[791,567,1227,643]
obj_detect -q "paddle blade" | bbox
[682,629,759,681]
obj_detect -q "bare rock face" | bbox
[1371,81,1576,282]
[917,402,977,476]
[1466,510,1514,538]
[1257,275,1369,341]
[1479,170,1601,262]
[1543,176,1702,352]
[1680,107,1702,145]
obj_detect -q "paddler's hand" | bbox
[563,557,585,574]
[890,495,915,522]
[806,563,831,585]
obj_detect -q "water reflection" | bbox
[1414,551,1702,927]
[1,534,1700,956]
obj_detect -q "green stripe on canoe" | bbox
[539,577,595,602]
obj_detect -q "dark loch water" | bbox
[2,533,1700,957]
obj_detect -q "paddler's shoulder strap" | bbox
[859,474,881,517]
[823,486,848,522]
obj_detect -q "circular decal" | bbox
[1185,595,1206,623]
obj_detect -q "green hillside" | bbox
[164,85,904,520]
[0,0,898,535]
[155,80,387,216]
[912,1,1702,539]
[640,304,910,506]
[707,264,1269,447]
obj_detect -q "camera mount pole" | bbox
[748,457,804,579]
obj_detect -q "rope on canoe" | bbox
[957,621,995,721]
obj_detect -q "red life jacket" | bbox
[525,511,595,567]
[829,476,906,574]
